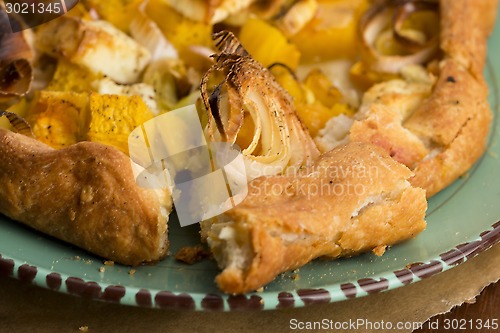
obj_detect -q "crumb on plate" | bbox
[372,245,387,256]
[104,260,114,266]
[175,245,211,265]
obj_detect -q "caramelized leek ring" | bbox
[359,0,440,74]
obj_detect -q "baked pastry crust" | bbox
[409,0,498,195]
[440,0,498,79]
[201,0,497,293]
[0,128,171,266]
[406,59,492,195]
[349,0,498,197]
[204,142,427,294]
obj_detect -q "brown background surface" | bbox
[0,243,498,333]
[416,282,500,333]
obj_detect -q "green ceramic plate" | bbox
[1,11,500,312]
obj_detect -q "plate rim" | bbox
[1,220,499,310]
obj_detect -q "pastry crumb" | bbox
[79,326,89,332]
[291,273,300,281]
[256,287,264,293]
[104,260,114,266]
[129,269,137,276]
[372,245,387,256]
[175,245,211,264]
[99,266,105,273]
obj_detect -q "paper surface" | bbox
[0,243,498,333]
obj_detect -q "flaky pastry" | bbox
[0,128,171,266]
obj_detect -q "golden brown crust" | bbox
[406,60,492,195]
[208,142,427,294]
[349,80,432,169]
[409,0,497,194]
[0,129,171,266]
[440,0,499,78]
[350,0,498,197]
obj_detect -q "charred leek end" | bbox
[359,0,440,74]
[201,31,320,180]
[0,15,34,98]
[0,110,34,138]
[212,31,250,58]
[0,60,33,97]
